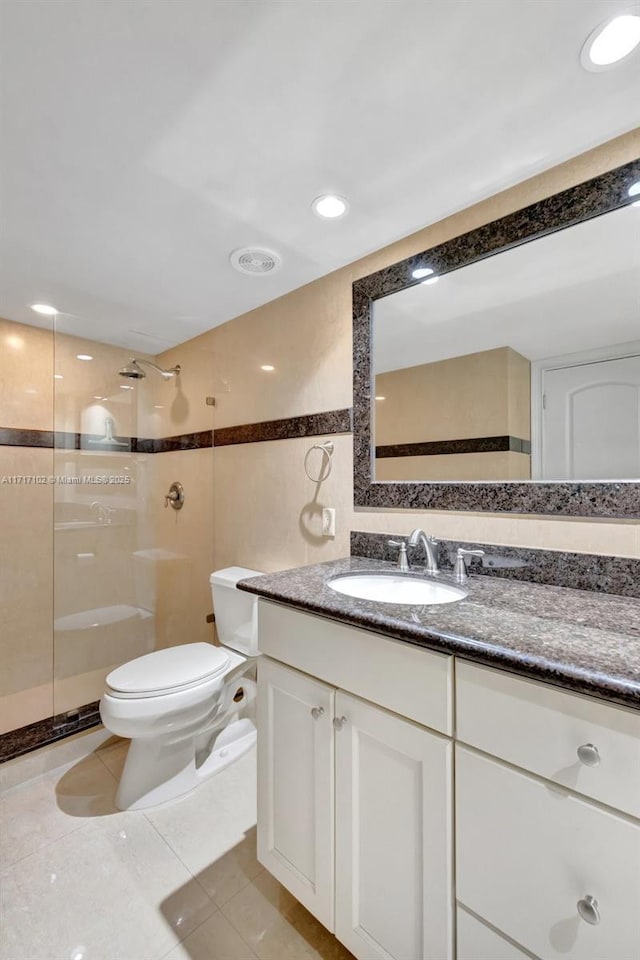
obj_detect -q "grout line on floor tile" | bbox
[92,747,121,782]
[0,814,98,873]
[142,810,219,911]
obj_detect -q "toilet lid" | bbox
[105,642,231,695]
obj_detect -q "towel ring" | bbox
[304,441,334,482]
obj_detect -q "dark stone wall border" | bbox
[149,430,213,453]
[0,700,101,764]
[351,531,640,599]
[376,435,530,458]
[213,408,352,446]
[1,410,353,455]
[353,159,640,518]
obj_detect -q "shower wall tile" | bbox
[53,333,142,438]
[147,448,215,649]
[0,445,54,733]
[212,433,353,575]
[0,318,53,431]
[146,332,215,439]
[210,270,352,430]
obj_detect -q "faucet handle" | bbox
[387,539,409,573]
[453,547,485,583]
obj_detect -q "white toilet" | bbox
[100,566,261,810]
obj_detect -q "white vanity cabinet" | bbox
[456,661,640,960]
[256,600,453,960]
[255,598,640,960]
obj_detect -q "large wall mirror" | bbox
[352,160,640,517]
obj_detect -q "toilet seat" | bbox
[105,642,232,699]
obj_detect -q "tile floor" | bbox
[0,739,355,960]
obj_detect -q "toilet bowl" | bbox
[99,566,261,810]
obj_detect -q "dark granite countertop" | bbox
[238,557,640,710]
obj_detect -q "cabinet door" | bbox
[457,907,536,960]
[257,657,335,930]
[456,746,640,960]
[335,691,452,960]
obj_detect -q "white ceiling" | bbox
[0,0,639,353]
[373,204,640,371]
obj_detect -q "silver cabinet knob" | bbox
[577,743,600,767]
[310,707,324,720]
[333,716,348,730]
[577,895,600,925]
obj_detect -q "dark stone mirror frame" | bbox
[352,158,640,518]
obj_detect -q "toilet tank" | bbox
[210,567,262,657]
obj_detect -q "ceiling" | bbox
[374,204,640,371]
[0,0,638,353]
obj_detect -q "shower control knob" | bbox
[164,481,184,511]
[577,743,600,767]
[333,716,348,730]
[310,707,324,720]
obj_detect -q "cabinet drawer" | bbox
[456,747,640,960]
[457,908,535,960]
[258,600,452,734]
[456,660,640,817]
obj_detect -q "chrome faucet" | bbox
[408,528,440,576]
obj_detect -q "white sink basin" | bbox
[328,572,467,606]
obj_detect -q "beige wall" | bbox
[197,129,640,580]
[374,347,531,481]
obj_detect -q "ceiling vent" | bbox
[229,247,282,276]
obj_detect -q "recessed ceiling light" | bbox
[76,354,93,361]
[154,405,164,410]
[54,374,63,380]
[581,12,640,69]
[92,395,106,400]
[312,195,349,219]
[422,276,439,286]
[30,303,58,316]
[375,395,386,401]
[412,267,434,279]
[120,385,133,390]
[629,180,640,207]
[260,364,275,372]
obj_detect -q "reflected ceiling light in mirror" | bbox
[76,354,93,361]
[54,374,63,380]
[412,266,439,285]
[120,384,133,390]
[628,181,640,207]
[30,303,58,316]
[375,395,386,401]
[312,194,349,219]
[260,364,275,371]
[581,11,640,69]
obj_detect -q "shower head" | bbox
[119,359,146,380]
[118,358,180,380]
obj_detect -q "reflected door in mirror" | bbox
[540,354,640,480]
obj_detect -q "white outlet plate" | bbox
[322,507,336,538]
